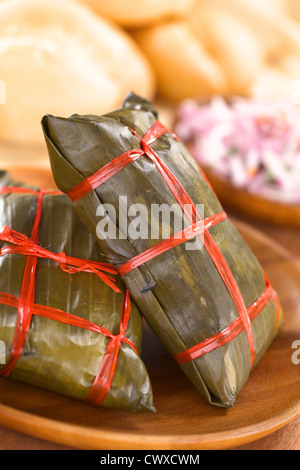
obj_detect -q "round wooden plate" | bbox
[204,169,300,229]
[0,167,299,450]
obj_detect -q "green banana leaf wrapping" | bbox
[0,171,154,413]
[42,93,284,408]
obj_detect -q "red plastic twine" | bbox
[0,187,138,405]
[67,120,281,370]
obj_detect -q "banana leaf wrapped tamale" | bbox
[0,171,154,413]
[42,93,284,408]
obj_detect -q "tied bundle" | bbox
[0,173,154,413]
[42,94,283,408]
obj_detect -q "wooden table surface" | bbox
[0,146,299,451]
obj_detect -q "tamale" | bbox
[42,93,284,408]
[0,171,154,413]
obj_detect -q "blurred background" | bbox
[1,0,300,210]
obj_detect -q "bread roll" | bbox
[284,0,300,22]
[188,4,265,95]
[263,0,289,10]
[80,0,197,28]
[0,0,155,143]
[202,0,300,55]
[133,21,226,102]
[251,66,294,100]
[251,51,300,100]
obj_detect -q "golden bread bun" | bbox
[0,0,155,143]
[203,0,300,55]
[133,21,226,102]
[80,0,197,28]
[263,0,288,10]
[284,0,300,22]
[133,0,300,102]
[251,66,292,99]
[188,4,265,95]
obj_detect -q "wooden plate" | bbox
[204,169,300,229]
[0,167,299,450]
